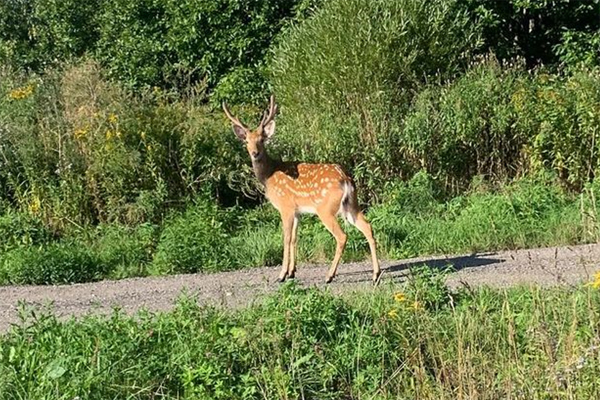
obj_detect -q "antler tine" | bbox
[222,102,247,129]
[258,110,269,128]
[260,95,278,127]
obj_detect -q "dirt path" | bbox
[1,243,599,332]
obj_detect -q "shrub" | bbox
[151,199,239,274]
[91,223,158,279]
[0,0,101,70]
[0,242,104,285]
[93,0,320,96]
[370,173,583,259]
[0,211,53,252]
[0,62,260,229]
[270,0,482,197]
[460,0,600,68]
[401,60,600,191]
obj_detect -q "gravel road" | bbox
[1,243,599,332]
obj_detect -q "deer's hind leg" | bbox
[351,212,381,283]
[317,210,347,284]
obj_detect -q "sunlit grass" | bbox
[1,271,599,399]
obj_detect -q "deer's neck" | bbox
[252,152,278,186]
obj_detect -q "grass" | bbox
[1,269,600,399]
[1,174,600,285]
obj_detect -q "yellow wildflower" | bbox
[105,130,114,140]
[388,309,398,319]
[588,271,600,289]
[140,131,146,140]
[74,128,88,139]
[28,196,41,214]
[411,301,423,311]
[8,84,34,100]
[108,113,118,123]
[393,292,406,302]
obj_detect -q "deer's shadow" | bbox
[339,253,504,283]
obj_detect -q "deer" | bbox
[223,95,381,284]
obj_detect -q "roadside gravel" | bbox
[1,243,598,332]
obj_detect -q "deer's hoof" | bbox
[372,272,382,286]
[288,271,295,279]
[325,276,334,284]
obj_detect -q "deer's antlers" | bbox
[223,95,277,130]
[259,95,278,128]
[222,102,248,130]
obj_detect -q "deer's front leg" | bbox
[278,212,295,282]
[287,215,299,279]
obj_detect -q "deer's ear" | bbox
[263,120,275,140]
[232,125,246,141]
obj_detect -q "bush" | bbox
[0,242,104,285]
[94,0,320,96]
[460,0,600,68]
[0,62,259,229]
[0,211,53,252]
[0,0,319,100]
[0,0,101,70]
[370,173,583,259]
[90,223,158,279]
[400,60,600,191]
[270,0,481,197]
[151,199,239,274]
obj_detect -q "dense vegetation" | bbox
[1,2,600,397]
[0,0,599,284]
[2,273,600,399]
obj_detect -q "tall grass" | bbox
[271,0,481,196]
[1,276,600,399]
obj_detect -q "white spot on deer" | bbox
[321,189,327,197]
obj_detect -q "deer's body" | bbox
[224,96,381,283]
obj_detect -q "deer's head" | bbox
[222,95,278,162]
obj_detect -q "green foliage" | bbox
[402,60,600,190]
[270,0,481,196]
[370,173,588,259]
[90,223,158,279]
[1,283,600,398]
[0,211,53,252]
[405,265,452,311]
[0,62,259,229]
[91,0,320,97]
[0,0,319,100]
[460,0,600,68]
[151,199,239,274]
[0,0,101,70]
[555,30,600,68]
[0,241,103,285]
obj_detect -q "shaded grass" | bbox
[1,276,599,399]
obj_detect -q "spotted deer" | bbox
[223,96,381,283]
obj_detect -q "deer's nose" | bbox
[251,151,259,158]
